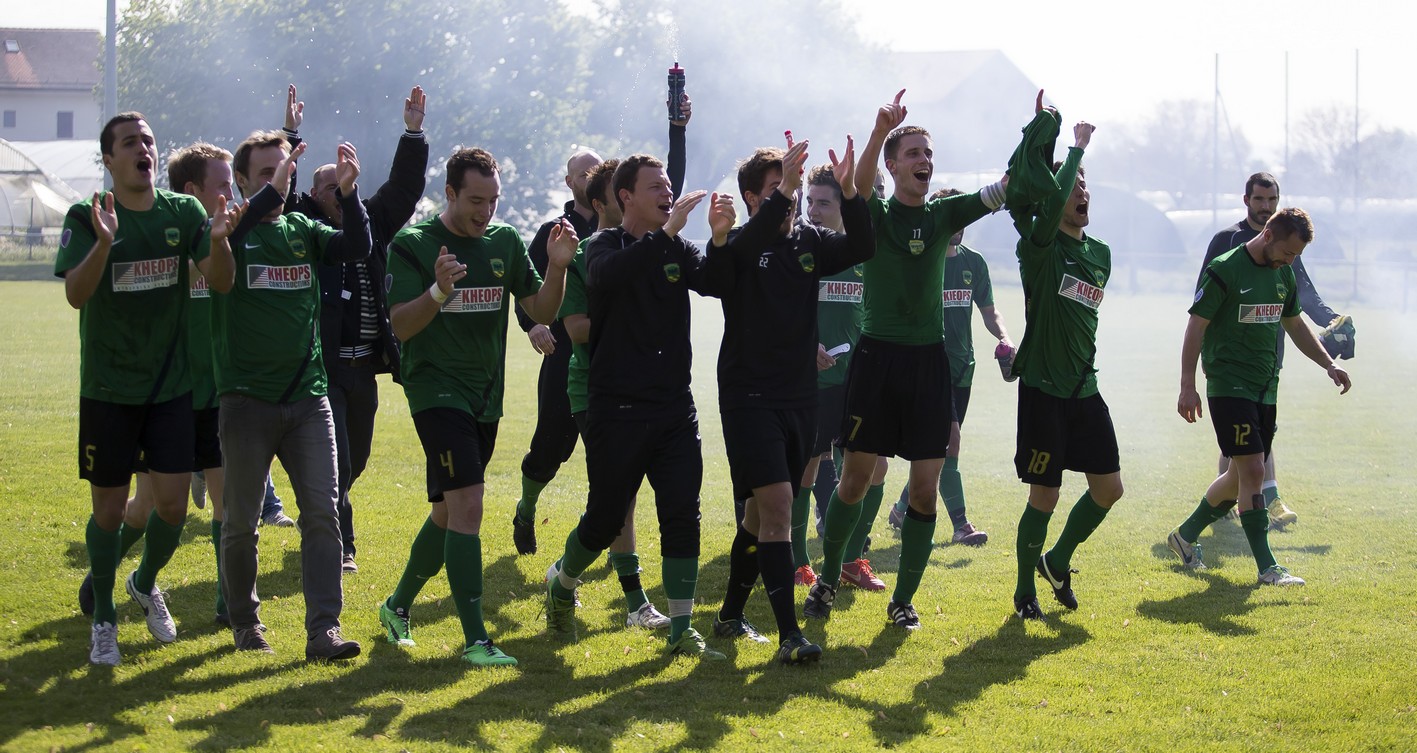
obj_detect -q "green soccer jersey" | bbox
[187,266,217,410]
[941,244,995,388]
[55,189,206,404]
[816,263,864,388]
[197,212,339,402]
[561,242,590,415]
[388,217,541,419]
[1190,247,1301,404]
[1013,148,1110,399]
[862,192,992,345]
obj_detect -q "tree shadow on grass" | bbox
[1135,569,1302,637]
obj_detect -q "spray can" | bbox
[994,341,1018,382]
[667,62,686,121]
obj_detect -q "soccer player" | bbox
[885,187,1014,547]
[1196,173,1354,528]
[557,158,671,630]
[287,85,430,571]
[543,156,728,660]
[1007,111,1123,621]
[379,147,573,667]
[1168,208,1351,583]
[203,131,369,660]
[709,136,873,663]
[57,113,212,665]
[805,90,1010,630]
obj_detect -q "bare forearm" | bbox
[201,238,235,293]
[855,130,886,199]
[390,296,442,342]
[64,241,111,309]
[1284,317,1335,369]
[1180,316,1208,389]
[565,313,590,344]
[523,266,567,325]
[981,307,1010,343]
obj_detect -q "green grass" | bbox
[0,279,1413,752]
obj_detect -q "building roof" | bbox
[0,28,101,91]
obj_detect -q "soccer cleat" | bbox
[191,472,207,510]
[261,510,296,528]
[1267,499,1299,529]
[776,632,823,665]
[1258,565,1306,587]
[233,626,275,653]
[544,572,578,637]
[840,559,886,591]
[341,553,358,573]
[951,522,989,546]
[125,572,177,643]
[545,562,580,607]
[794,564,818,587]
[803,581,837,620]
[78,571,95,616]
[886,600,921,631]
[379,601,416,647]
[1036,555,1079,610]
[666,628,726,660]
[306,626,361,661]
[89,622,120,666]
[1013,596,1045,621]
[887,504,905,534]
[1166,528,1207,570]
[462,640,518,667]
[626,602,671,630]
[712,615,770,643]
[512,514,537,556]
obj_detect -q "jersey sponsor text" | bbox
[247,264,313,290]
[112,256,181,292]
[190,273,210,299]
[942,288,972,308]
[442,285,504,313]
[1238,303,1283,324]
[819,280,863,303]
[1057,273,1104,310]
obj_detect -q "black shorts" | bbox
[412,408,499,501]
[1014,384,1120,487]
[838,335,953,460]
[722,407,814,500]
[78,394,195,487]
[812,385,847,456]
[1208,397,1276,459]
[194,406,222,471]
[952,385,972,426]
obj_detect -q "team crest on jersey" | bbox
[1276,283,1288,301]
[490,258,505,278]
[61,229,72,249]
[112,256,180,292]
[853,265,863,278]
[962,270,973,286]
[798,253,815,273]
[164,227,180,247]
[384,273,393,293]
[908,239,925,255]
[1057,273,1104,310]
[290,239,307,259]
[664,263,681,283]
[1094,269,1106,286]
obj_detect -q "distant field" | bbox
[0,278,1413,752]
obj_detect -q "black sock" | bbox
[719,525,760,621]
[757,541,799,639]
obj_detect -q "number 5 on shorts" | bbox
[1027,449,1051,476]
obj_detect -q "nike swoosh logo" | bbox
[244,242,261,250]
[111,238,124,246]
[1064,260,1077,265]
[1039,562,1065,588]
[1027,542,1043,548]
[1240,288,1253,294]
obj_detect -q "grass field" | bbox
[1,276,1414,752]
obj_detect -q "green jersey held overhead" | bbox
[941,245,994,388]
[863,192,992,345]
[388,217,541,419]
[1190,247,1301,404]
[816,263,864,388]
[197,210,340,403]
[1013,147,1109,400]
[55,188,206,405]
[560,243,590,415]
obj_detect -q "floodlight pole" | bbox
[104,0,117,189]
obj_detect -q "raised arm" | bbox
[364,85,430,238]
[668,93,690,198]
[518,219,577,325]
[854,90,906,200]
[1025,123,1092,248]
[280,84,305,213]
[317,144,372,263]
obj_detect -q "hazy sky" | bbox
[11,0,1413,163]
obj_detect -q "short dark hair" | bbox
[611,154,664,211]
[100,112,146,156]
[585,158,620,213]
[1266,207,1314,244]
[929,187,964,202]
[446,148,499,193]
[167,142,231,193]
[884,125,930,162]
[233,130,288,185]
[1052,160,1086,180]
[1246,172,1279,197]
[806,164,841,202]
[737,147,784,205]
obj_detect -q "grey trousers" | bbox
[219,394,343,639]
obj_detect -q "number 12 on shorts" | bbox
[1233,424,1251,447]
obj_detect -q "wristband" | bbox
[282,127,299,138]
[980,179,1006,211]
[429,282,449,305]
